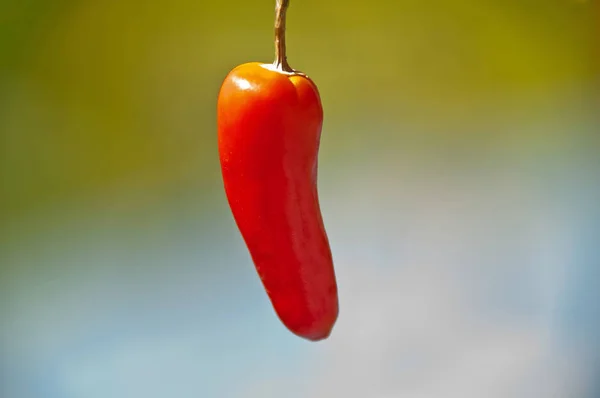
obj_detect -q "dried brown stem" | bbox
[273,0,293,72]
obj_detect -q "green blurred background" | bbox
[1,1,599,397]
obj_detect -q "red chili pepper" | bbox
[217,0,338,341]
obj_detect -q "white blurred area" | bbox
[303,154,594,398]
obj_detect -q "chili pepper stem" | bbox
[273,0,293,72]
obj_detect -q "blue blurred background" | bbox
[1,0,599,397]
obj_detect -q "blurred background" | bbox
[1,0,599,397]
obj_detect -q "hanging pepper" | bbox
[217,0,339,341]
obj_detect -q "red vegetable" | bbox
[217,0,338,341]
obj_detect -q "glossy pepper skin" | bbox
[217,62,339,341]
